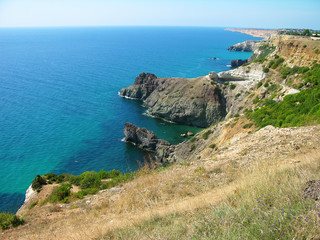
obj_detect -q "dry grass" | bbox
[2,126,320,240]
[101,150,320,240]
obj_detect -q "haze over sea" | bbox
[0,27,259,212]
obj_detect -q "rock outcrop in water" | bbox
[120,73,226,128]
[124,123,170,151]
[123,123,174,163]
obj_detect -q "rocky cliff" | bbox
[228,40,261,52]
[120,73,226,128]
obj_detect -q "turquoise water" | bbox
[0,27,259,212]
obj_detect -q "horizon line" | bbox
[0,24,281,30]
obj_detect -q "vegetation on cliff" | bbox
[247,62,320,128]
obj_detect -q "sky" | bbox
[0,0,319,29]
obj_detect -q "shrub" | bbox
[31,175,47,192]
[253,96,260,104]
[76,188,99,199]
[209,143,216,149]
[233,113,240,118]
[230,84,236,90]
[270,58,285,69]
[44,173,58,183]
[257,82,263,89]
[50,184,72,203]
[98,169,122,179]
[263,67,269,73]
[253,58,266,63]
[0,212,24,230]
[264,82,269,88]
[79,171,101,189]
[202,130,212,139]
[189,137,196,143]
[190,144,196,151]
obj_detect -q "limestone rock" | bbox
[187,131,194,136]
[120,73,226,128]
[228,40,261,52]
[209,71,219,80]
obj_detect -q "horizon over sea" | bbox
[0,26,260,212]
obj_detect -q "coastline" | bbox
[225,28,278,39]
[10,28,259,215]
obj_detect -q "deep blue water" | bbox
[0,26,259,212]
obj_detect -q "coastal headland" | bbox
[2,29,320,239]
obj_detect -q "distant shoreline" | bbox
[225,28,278,39]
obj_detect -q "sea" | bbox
[0,26,259,213]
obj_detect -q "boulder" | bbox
[187,131,194,136]
[303,180,320,201]
[209,71,219,80]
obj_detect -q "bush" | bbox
[78,171,101,189]
[202,130,212,139]
[76,188,99,199]
[270,58,285,69]
[50,184,72,203]
[253,58,266,63]
[0,212,24,230]
[98,169,122,179]
[230,84,236,90]
[263,67,269,73]
[257,82,263,89]
[209,143,217,149]
[31,175,47,192]
[264,82,269,88]
[190,144,196,151]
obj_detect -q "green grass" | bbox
[246,63,320,128]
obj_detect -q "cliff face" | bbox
[270,35,320,67]
[120,73,226,128]
[228,40,261,52]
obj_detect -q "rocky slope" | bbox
[120,73,227,128]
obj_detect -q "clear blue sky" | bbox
[0,0,319,29]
